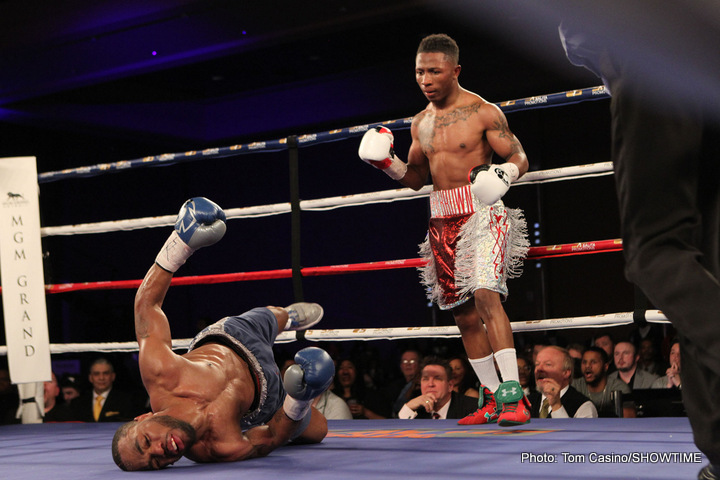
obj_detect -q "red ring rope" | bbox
[20,239,621,294]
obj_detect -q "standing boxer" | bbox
[112,197,334,470]
[358,34,531,426]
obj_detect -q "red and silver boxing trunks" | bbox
[418,185,529,310]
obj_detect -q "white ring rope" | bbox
[0,310,668,355]
[40,162,613,237]
[11,89,622,358]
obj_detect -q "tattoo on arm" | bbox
[492,117,523,161]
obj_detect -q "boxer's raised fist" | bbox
[155,197,226,273]
[358,126,407,180]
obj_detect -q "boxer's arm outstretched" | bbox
[134,264,178,379]
[135,197,227,383]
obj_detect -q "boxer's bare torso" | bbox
[412,90,498,191]
[143,343,256,463]
[402,51,527,192]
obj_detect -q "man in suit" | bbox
[530,346,597,418]
[398,356,477,419]
[610,341,659,390]
[69,357,143,422]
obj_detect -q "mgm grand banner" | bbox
[0,157,51,384]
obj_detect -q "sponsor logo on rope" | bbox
[524,95,548,105]
[571,242,596,252]
[299,134,317,143]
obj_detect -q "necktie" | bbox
[432,412,440,419]
[539,398,550,418]
[94,395,104,421]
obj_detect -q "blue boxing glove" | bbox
[155,197,227,273]
[283,347,335,420]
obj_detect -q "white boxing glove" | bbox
[468,163,520,205]
[358,126,408,181]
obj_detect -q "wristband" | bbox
[383,156,408,181]
[283,395,311,421]
[155,231,194,273]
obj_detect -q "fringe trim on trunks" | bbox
[418,203,529,309]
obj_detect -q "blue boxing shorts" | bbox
[187,307,311,438]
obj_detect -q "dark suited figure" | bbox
[398,356,477,420]
[69,358,143,422]
[557,3,720,477]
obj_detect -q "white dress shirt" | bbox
[399,398,451,419]
[541,385,598,418]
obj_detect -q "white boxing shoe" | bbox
[284,303,324,331]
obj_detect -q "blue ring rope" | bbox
[37,86,608,184]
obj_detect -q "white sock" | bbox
[494,348,519,383]
[469,354,501,392]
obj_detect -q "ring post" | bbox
[288,135,304,302]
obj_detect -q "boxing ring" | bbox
[0,85,705,479]
[0,418,701,479]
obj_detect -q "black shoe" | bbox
[698,464,720,480]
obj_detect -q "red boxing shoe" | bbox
[458,385,498,425]
[495,380,531,426]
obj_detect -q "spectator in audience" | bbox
[652,339,682,389]
[312,385,353,420]
[593,333,616,372]
[385,349,423,417]
[573,347,632,417]
[335,358,388,419]
[566,343,585,379]
[59,374,82,403]
[517,356,535,396]
[43,372,71,422]
[530,346,597,418]
[610,341,659,390]
[398,356,477,419]
[449,355,479,398]
[637,338,667,376]
[68,357,144,422]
